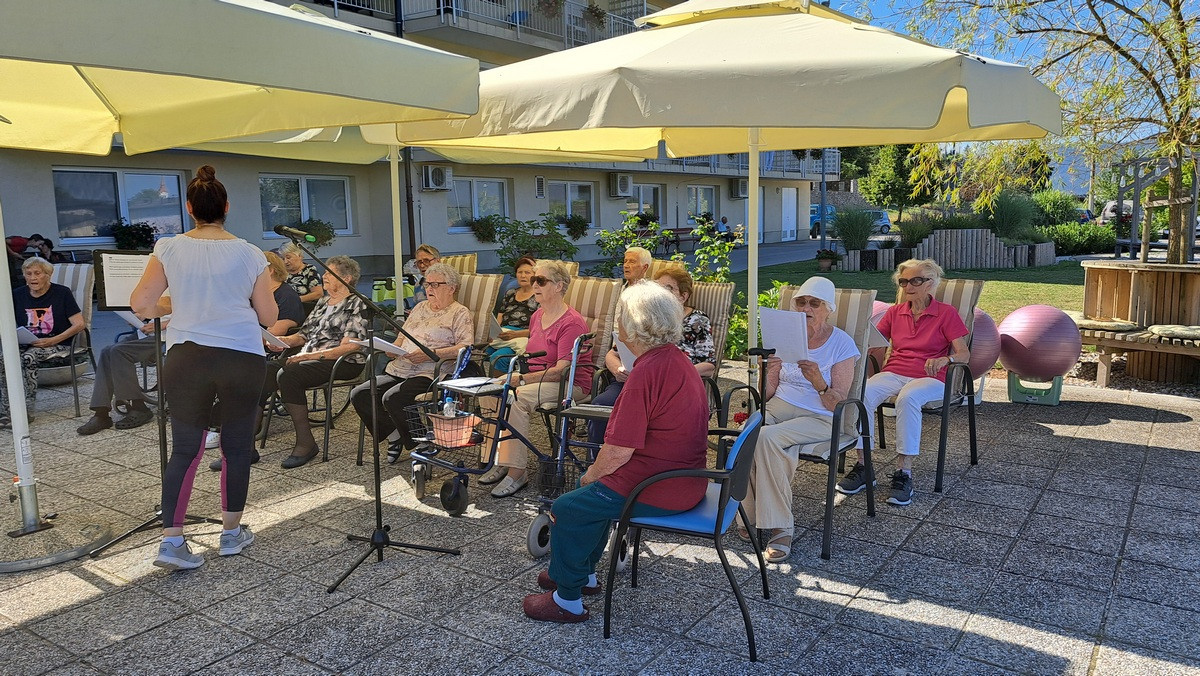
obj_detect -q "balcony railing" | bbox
[648,152,840,179]
[326,0,397,16]
[401,0,638,48]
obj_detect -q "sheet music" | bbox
[612,331,637,371]
[759,308,810,362]
[16,326,37,345]
[261,328,290,349]
[350,337,409,357]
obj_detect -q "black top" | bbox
[13,283,81,338]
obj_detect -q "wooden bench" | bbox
[1079,260,1200,386]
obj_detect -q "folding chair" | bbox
[875,278,984,492]
[441,253,478,275]
[259,352,369,461]
[604,412,769,662]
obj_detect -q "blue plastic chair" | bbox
[603,412,768,661]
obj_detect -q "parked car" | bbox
[1098,200,1133,225]
[865,209,893,234]
[1075,207,1095,224]
[809,203,836,238]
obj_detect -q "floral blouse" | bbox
[286,264,322,298]
[496,288,538,329]
[297,295,369,363]
[679,309,715,366]
[385,300,474,380]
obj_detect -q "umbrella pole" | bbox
[390,146,406,301]
[747,128,761,388]
[0,195,50,536]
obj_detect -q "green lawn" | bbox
[731,260,1085,324]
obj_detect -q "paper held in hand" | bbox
[759,308,810,362]
[488,315,503,341]
[261,328,290,349]
[16,326,38,345]
[612,331,637,371]
[350,336,409,357]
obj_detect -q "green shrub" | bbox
[587,210,673,277]
[1032,189,1081,227]
[108,218,156,250]
[561,213,590,240]
[986,190,1036,240]
[726,281,783,360]
[898,215,934,248]
[486,213,580,270]
[830,208,875,251]
[466,213,505,243]
[1037,221,1117,256]
[295,218,337,251]
[934,213,984,230]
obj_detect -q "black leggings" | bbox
[160,342,266,528]
[262,359,363,407]
[349,374,433,449]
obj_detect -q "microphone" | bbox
[273,225,317,242]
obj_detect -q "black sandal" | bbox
[386,441,406,465]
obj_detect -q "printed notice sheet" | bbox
[759,308,810,362]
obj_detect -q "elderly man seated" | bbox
[621,246,650,287]
[523,282,710,623]
[76,317,163,435]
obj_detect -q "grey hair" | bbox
[278,242,302,258]
[893,257,943,300]
[415,243,441,259]
[625,246,652,266]
[21,256,53,275]
[617,280,683,349]
[423,262,460,290]
[535,259,572,293]
[326,255,361,286]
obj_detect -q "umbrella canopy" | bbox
[0,0,479,156]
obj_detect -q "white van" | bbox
[1099,200,1133,224]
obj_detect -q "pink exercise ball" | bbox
[867,300,892,376]
[998,305,1082,380]
[968,309,1002,378]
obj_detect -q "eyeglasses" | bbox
[897,277,930,287]
[793,297,824,309]
[415,257,436,266]
[530,275,551,287]
[425,281,449,289]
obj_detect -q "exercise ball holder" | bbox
[1006,373,1064,406]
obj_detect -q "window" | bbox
[447,178,507,231]
[686,185,716,224]
[626,184,661,223]
[548,181,594,225]
[51,169,186,243]
[260,175,352,236]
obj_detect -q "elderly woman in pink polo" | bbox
[838,258,969,507]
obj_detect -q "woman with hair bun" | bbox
[131,165,278,571]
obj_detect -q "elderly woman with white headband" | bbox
[740,276,859,563]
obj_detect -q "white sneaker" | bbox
[478,465,508,485]
[490,474,529,498]
[219,525,255,556]
[205,430,220,449]
[153,540,204,571]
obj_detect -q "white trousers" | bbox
[862,371,946,456]
[481,381,584,469]
[743,397,834,531]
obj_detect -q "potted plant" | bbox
[815,248,842,271]
[109,218,157,250]
[584,2,606,29]
[535,0,564,18]
[294,218,337,251]
[561,213,590,240]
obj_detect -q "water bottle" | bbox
[442,395,457,417]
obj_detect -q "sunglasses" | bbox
[898,277,930,287]
[530,275,551,286]
[425,281,449,289]
[793,297,824,309]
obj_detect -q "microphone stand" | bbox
[89,317,221,557]
[274,234,459,593]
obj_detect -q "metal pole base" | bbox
[7,520,53,538]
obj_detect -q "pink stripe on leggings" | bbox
[171,436,208,528]
[218,437,227,512]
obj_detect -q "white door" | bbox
[744,187,766,243]
[780,187,797,241]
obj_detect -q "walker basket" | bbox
[406,402,485,467]
[534,456,584,501]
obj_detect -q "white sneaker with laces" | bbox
[219,525,255,556]
[205,430,220,449]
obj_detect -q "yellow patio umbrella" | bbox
[363,0,1061,354]
[0,0,479,538]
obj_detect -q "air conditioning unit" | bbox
[608,172,633,198]
[421,164,453,190]
[730,177,749,199]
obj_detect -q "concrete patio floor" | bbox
[1,368,1199,675]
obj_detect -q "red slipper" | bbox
[522,591,590,623]
[537,570,602,596]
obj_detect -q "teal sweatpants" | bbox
[548,481,682,601]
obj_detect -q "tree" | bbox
[860,144,915,221]
[883,0,1198,263]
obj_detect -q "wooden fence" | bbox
[837,229,1056,272]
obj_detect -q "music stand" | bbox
[87,250,220,558]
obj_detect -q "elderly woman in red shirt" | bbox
[523,281,710,624]
[837,258,969,507]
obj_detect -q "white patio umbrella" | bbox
[363,0,1061,355]
[0,0,479,535]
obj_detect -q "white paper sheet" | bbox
[16,326,37,345]
[759,308,810,362]
[350,336,409,357]
[488,315,503,341]
[114,310,144,329]
[612,331,637,371]
[261,328,290,349]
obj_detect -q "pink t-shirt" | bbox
[525,306,594,395]
[877,298,968,382]
[601,344,710,511]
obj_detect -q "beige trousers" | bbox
[481,381,584,469]
[743,397,835,531]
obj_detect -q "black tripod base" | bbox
[328,525,460,593]
[88,508,223,558]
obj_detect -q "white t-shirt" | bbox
[154,235,267,356]
[774,326,859,417]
